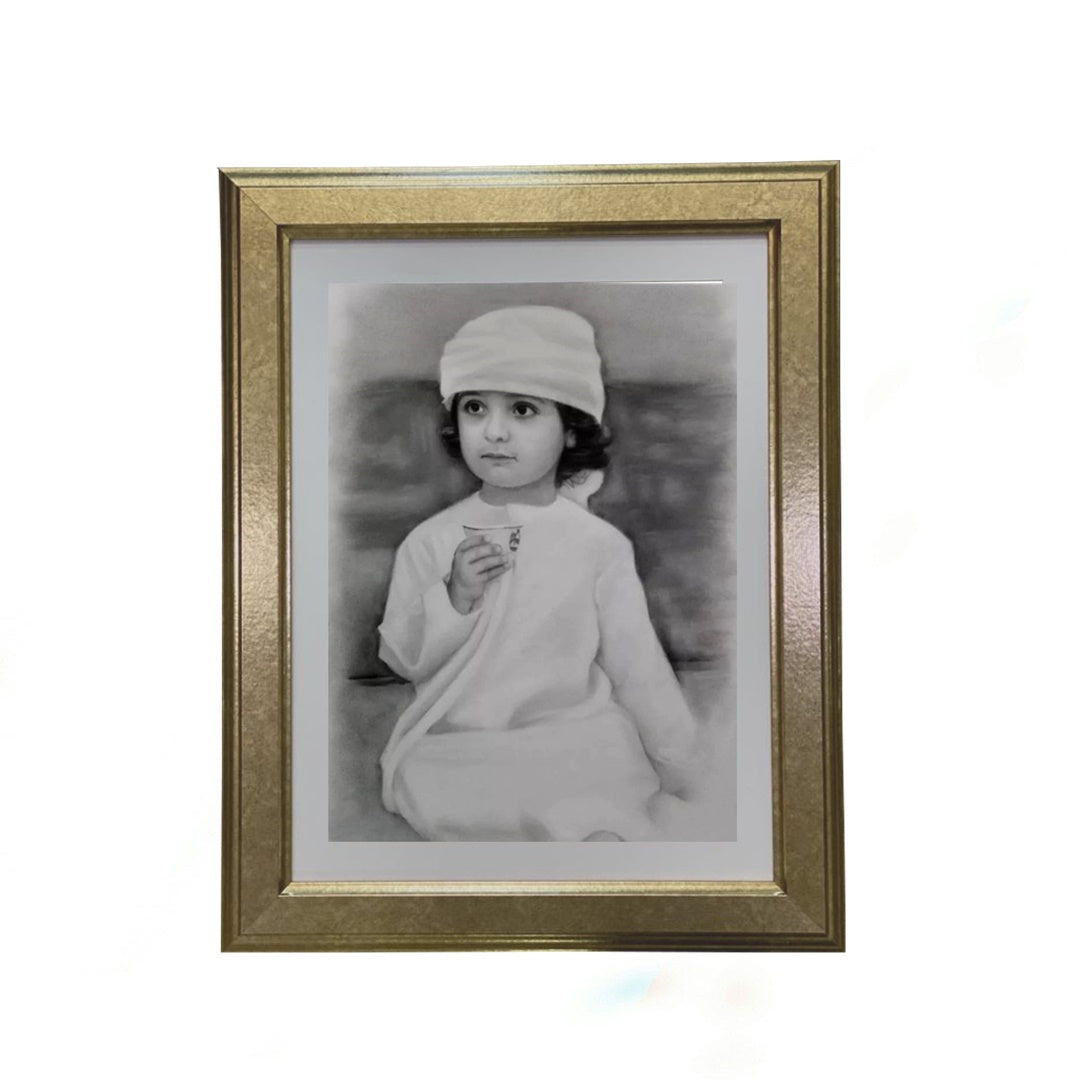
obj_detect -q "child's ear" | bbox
[564,430,577,449]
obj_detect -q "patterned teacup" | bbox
[463,523,523,553]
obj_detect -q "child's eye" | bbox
[511,401,538,418]
[461,399,485,416]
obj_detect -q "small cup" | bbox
[463,523,523,553]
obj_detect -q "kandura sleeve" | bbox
[377,535,481,684]
[595,542,699,779]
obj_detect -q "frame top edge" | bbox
[218,161,839,188]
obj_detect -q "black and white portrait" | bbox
[327,281,738,842]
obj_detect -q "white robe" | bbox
[377,493,699,840]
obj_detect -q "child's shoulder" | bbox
[554,496,635,559]
[401,494,479,545]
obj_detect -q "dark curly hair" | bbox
[439,393,612,486]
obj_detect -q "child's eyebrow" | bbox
[460,391,551,406]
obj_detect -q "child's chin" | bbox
[480,469,526,489]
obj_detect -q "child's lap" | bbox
[393,709,662,840]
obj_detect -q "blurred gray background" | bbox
[329,282,737,839]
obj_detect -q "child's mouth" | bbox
[482,453,515,461]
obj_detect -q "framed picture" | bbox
[221,162,842,950]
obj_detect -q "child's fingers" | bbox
[457,534,491,553]
[464,542,503,566]
[469,552,509,575]
[478,560,510,580]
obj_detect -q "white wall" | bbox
[3,3,1075,1077]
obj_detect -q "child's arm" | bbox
[378,533,509,683]
[595,539,700,794]
[378,536,478,683]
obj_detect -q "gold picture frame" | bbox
[221,162,842,951]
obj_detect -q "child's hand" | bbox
[447,534,511,614]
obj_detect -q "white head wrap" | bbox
[439,306,605,422]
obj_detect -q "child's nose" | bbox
[484,411,509,440]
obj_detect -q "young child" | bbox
[377,306,699,841]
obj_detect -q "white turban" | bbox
[439,306,605,422]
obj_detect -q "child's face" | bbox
[456,390,570,495]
